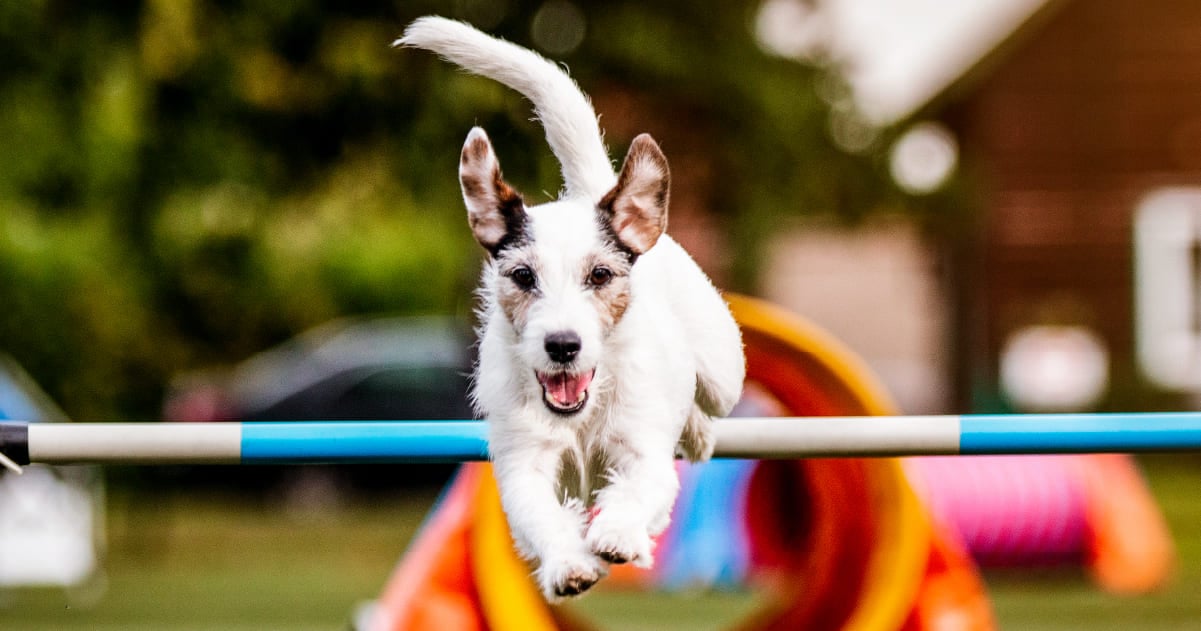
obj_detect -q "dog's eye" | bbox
[588,266,613,287]
[509,266,536,290]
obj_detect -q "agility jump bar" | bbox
[5,412,1201,467]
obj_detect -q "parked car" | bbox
[161,316,477,499]
[165,316,475,423]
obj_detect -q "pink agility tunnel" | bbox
[905,452,1175,594]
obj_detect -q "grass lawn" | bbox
[4,483,442,631]
[4,456,1201,630]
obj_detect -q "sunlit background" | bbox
[3,0,1201,629]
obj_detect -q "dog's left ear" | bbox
[599,134,670,256]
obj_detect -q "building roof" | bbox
[757,0,1053,124]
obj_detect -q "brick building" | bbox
[931,0,1201,409]
[759,0,1201,411]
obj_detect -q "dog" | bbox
[398,16,745,600]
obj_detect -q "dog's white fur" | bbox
[398,16,745,600]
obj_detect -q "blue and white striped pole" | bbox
[5,412,1201,467]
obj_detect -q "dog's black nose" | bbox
[544,331,581,364]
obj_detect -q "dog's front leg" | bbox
[491,442,607,600]
[585,421,681,569]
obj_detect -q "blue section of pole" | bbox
[960,412,1201,454]
[240,420,490,464]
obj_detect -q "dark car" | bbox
[161,316,477,501]
[165,316,476,423]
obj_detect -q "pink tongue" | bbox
[545,370,594,406]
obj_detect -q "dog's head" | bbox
[460,127,669,417]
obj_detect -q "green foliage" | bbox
[0,2,488,417]
[0,1,907,418]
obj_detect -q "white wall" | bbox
[761,219,950,413]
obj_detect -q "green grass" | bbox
[4,488,440,631]
[569,589,769,631]
[4,457,1201,630]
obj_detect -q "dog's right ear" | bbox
[459,127,527,256]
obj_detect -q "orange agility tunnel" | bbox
[369,294,995,631]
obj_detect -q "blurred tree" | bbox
[0,0,909,419]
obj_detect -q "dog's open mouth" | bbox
[535,369,595,415]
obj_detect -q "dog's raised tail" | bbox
[397,16,616,200]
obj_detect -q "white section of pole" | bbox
[711,416,961,458]
[28,423,242,465]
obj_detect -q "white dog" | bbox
[398,17,745,600]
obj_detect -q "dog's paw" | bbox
[537,552,607,601]
[586,512,654,568]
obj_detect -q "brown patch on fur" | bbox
[495,250,539,330]
[497,281,537,331]
[461,173,486,201]
[493,168,522,209]
[583,253,633,333]
[594,281,631,331]
[466,133,492,163]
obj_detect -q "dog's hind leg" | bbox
[648,238,745,418]
[675,406,715,463]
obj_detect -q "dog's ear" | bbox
[599,134,670,256]
[459,127,527,255]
